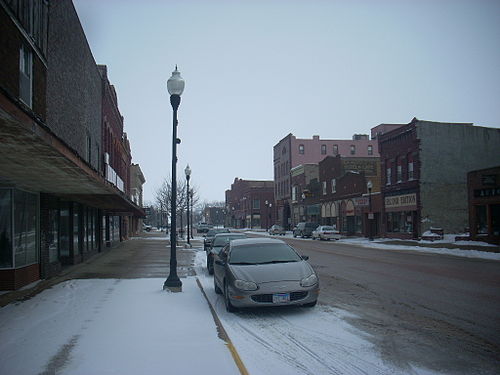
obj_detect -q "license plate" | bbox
[272,293,290,303]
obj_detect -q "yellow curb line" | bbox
[196,278,249,375]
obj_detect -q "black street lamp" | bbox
[185,164,191,247]
[163,66,185,292]
[367,180,374,241]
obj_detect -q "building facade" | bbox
[226,178,274,229]
[379,118,500,239]
[0,0,143,290]
[273,133,379,229]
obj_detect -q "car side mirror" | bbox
[301,255,309,260]
[215,258,226,266]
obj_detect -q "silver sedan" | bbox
[213,238,319,312]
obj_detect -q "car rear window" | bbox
[229,243,302,265]
[213,235,246,247]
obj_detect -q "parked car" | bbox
[213,238,319,312]
[311,225,340,240]
[196,223,213,234]
[206,233,247,275]
[268,224,286,236]
[293,222,319,238]
[204,228,230,250]
[142,224,152,232]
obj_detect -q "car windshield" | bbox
[213,235,246,247]
[229,243,302,265]
[321,226,335,231]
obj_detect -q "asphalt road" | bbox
[274,236,500,374]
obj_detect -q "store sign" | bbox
[474,187,500,198]
[353,197,369,207]
[385,193,417,209]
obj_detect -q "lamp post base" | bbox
[163,278,182,292]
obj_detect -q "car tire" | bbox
[214,276,222,294]
[303,300,317,308]
[224,282,237,313]
[207,258,214,275]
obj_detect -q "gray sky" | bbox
[73,0,500,205]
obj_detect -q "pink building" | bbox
[273,133,379,229]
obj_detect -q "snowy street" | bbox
[1,233,499,375]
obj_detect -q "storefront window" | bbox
[386,211,413,233]
[73,204,80,255]
[355,216,363,233]
[14,190,38,267]
[0,190,13,268]
[476,205,488,234]
[60,206,70,257]
[48,209,59,263]
[492,205,500,236]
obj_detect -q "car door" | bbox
[213,244,230,287]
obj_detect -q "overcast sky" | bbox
[73,0,500,206]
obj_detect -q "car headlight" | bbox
[234,280,258,291]
[300,274,318,287]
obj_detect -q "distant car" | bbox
[204,228,230,250]
[142,224,152,232]
[311,225,340,240]
[268,224,286,236]
[196,223,213,234]
[206,233,247,275]
[213,238,319,312]
[293,222,319,238]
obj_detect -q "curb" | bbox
[195,278,249,375]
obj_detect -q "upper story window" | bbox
[321,144,327,155]
[333,145,338,155]
[292,186,297,202]
[408,161,414,180]
[350,145,356,155]
[299,144,304,154]
[252,199,260,209]
[368,145,373,155]
[86,134,92,164]
[322,181,327,195]
[408,153,414,180]
[386,160,392,185]
[19,45,33,108]
[331,178,336,193]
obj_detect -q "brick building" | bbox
[226,178,274,229]
[0,0,143,290]
[290,155,381,236]
[378,118,500,239]
[274,133,379,229]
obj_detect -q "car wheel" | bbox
[224,282,237,313]
[214,276,222,294]
[207,257,214,275]
[303,300,317,308]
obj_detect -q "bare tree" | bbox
[154,176,200,231]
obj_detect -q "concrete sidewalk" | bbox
[0,233,246,375]
[1,232,199,306]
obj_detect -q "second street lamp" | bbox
[185,164,191,247]
[163,66,185,292]
[367,180,374,241]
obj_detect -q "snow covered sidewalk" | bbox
[0,278,239,375]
